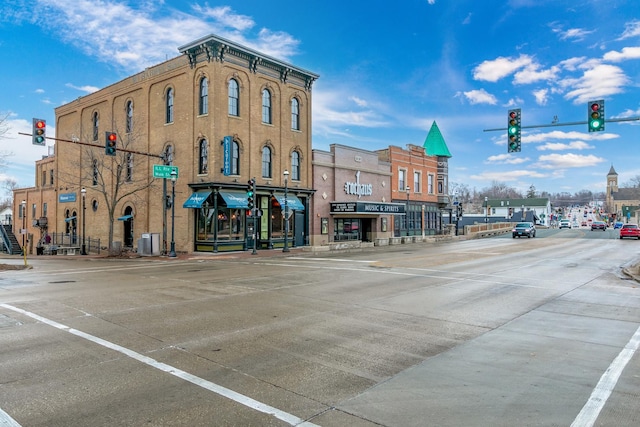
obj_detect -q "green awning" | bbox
[274,194,305,211]
[183,190,212,208]
[219,191,249,209]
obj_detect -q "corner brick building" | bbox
[13,34,318,254]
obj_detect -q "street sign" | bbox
[153,165,179,179]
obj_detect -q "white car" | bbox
[559,219,571,229]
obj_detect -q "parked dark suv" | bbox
[512,222,536,238]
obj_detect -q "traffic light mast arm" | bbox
[18,132,165,159]
[483,116,640,132]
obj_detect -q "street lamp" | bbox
[406,185,410,235]
[169,168,177,258]
[454,193,459,236]
[485,196,489,223]
[283,169,290,253]
[81,187,87,255]
[21,200,27,265]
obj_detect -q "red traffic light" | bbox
[509,111,517,119]
[590,103,600,112]
[107,133,117,142]
[35,120,46,129]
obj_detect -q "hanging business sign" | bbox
[59,193,76,203]
[222,136,232,176]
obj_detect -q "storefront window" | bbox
[334,218,360,241]
[217,208,244,240]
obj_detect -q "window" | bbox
[126,153,133,182]
[199,139,208,174]
[166,88,174,123]
[228,79,239,116]
[41,170,46,186]
[262,89,272,124]
[414,171,421,193]
[291,151,300,181]
[231,141,239,175]
[398,169,406,191]
[199,77,208,115]
[164,145,174,165]
[92,160,98,186]
[32,203,36,219]
[428,174,434,194]
[92,112,99,141]
[261,146,272,178]
[43,203,47,217]
[49,169,54,185]
[125,101,133,133]
[291,98,300,130]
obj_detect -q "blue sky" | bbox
[1,0,640,200]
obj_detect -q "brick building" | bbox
[13,34,318,254]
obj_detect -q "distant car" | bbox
[620,224,640,240]
[591,221,607,230]
[512,222,536,238]
[614,222,624,229]
[581,221,587,227]
[559,219,571,229]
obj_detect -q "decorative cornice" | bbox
[178,34,319,90]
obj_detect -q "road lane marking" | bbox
[571,324,640,427]
[0,303,319,427]
[0,408,21,427]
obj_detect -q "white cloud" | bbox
[603,47,640,62]
[462,89,498,105]
[618,20,640,40]
[560,63,629,104]
[556,28,595,42]
[485,154,529,165]
[537,141,594,151]
[65,83,100,94]
[472,54,533,82]
[536,153,605,169]
[470,170,546,182]
[532,88,548,105]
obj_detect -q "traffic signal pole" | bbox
[483,116,640,132]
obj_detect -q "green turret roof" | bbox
[423,121,452,158]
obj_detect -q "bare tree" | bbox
[58,127,159,253]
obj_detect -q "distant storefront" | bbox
[311,145,403,246]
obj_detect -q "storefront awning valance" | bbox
[183,190,212,208]
[117,214,133,221]
[274,194,305,211]
[219,191,249,209]
[64,216,76,222]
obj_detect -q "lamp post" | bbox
[283,169,290,253]
[485,196,489,223]
[81,187,87,255]
[21,200,27,265]
[454,193,459,236]
[406,185,410,235]
[169,168,177,257]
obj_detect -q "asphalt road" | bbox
[1,230,640,426]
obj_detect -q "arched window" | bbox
[228,79,239,116]
[291,151,300,181]
[199,77,208,115]
[261,146,272,178]
[125,100,133,133]
[262,89,272,124]
[166,88,174,124]
[199,139,208,174]
[291,98,300,130]
[231,141,239,175]
[92,112,99,141]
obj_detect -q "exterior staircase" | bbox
[1,224,23,255]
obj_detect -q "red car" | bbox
[620,224,640,240]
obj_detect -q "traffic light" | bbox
[105,132,117,156]
[247,178,255,211]
[507,109,521,153]
[588,100,605,132]
[32,118,46,145]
